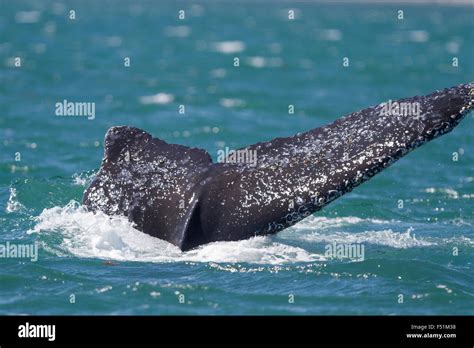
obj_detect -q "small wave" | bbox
[424,187,474,199]
[72,172,96,186]
[288,216,473,248]
[28,201,324,265]
[292,215,390,230]
[299,228,434,248]
[424,187,459,199]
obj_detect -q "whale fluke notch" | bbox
[84,83,473,251]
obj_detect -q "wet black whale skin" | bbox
[83,83,473,251]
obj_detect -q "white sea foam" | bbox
[424,187,460,199]
[6,188,25,213]
[28,201,324,264]
[28,202,471,264]
[290,216,433,248]
[72,172,95,186]
[299,228,433,248]
[292,215,389,229]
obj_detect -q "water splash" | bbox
[28,201,324,264]
[28,201,472,264]
[300,227,433,249]
[6,188,25,213]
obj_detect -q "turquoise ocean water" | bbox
[0,0,473,314]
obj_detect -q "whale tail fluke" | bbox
[84,83,473,250]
